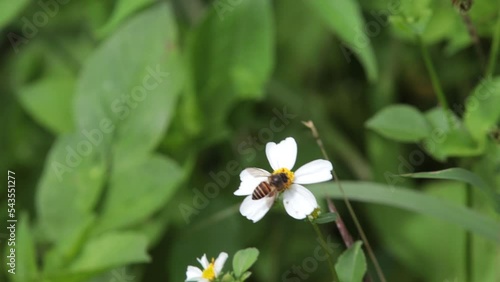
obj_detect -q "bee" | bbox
[245,168,290,200]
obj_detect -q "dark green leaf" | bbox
[304,0,378,82]
[189,0,274,136]
[335,241,366,282]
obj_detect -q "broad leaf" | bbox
[366,104,431,142]
[75,3,183,165]
[17,76,75,134]
[36,134,106,242]
[97,0,156,37]
[311,181,500,242]
[464,77,500,146]
[67,232,150,273]
[335,241,366,282]
[95,154,184,233]
[189,0,274,137]
[233,248,259,278]
[304,0,378,82]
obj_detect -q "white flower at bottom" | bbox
[185,252,228,282]
[235,137,333,222]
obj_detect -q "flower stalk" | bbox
[417,36,454,129]
[310,220,340,282]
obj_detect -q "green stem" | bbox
[465,184,473,282]
[486,11,500,77]
[417,35,454,128]
[310,221,340,282]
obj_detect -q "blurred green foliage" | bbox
[0,0,499,281]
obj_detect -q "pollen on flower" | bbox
[272,167,294,189]
[201,258,216,280]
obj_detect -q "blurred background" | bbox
[0,0,499,281]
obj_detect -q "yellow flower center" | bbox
[272,168,294,189]
[202,258,216,280]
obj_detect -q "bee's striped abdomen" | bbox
[252,181,272,200]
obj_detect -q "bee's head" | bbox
[270,173,288,185]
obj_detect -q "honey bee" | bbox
[245,168,290,200]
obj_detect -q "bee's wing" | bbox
[242,167,271,178]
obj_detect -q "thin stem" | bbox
[486,10,500,77]
[303,121,387,282]
[460,13,486,70]
[417,36,454,128]
[465,184,473,282]
[331,170,387,282]
[310,221,340,282]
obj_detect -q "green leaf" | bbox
[36,134,106,242]
[43,216,96,272]
[423,107,481,160]
[314,212,338,224]
[189,0,274,134]
[335,241,367,282]
[303,0,378,82]
[221,273,236,282]
[364,181,468,282]
[233,248,259,278]
[240,271,252,281]
[17,75,75,134]
[11,214,39,282]
[95,154,184,233]
[310,181,500,242]
[0,0,29,30]
[67,232,150,273]
[401,168,500,213]
[366,104,431,142]
[75,3,183,165]
[97,0,156,37]
[464,77,500,146]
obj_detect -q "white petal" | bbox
[239,195,276,223]
[197,254,209,269]
[265,137,297,170]
[282,184,318,219]
[234,169,269,196]
[294,159,333,184]
[186,266,202,281]
[214,252,229,274]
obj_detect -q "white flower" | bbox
[234,137,333,222]
[185,252,228,282]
